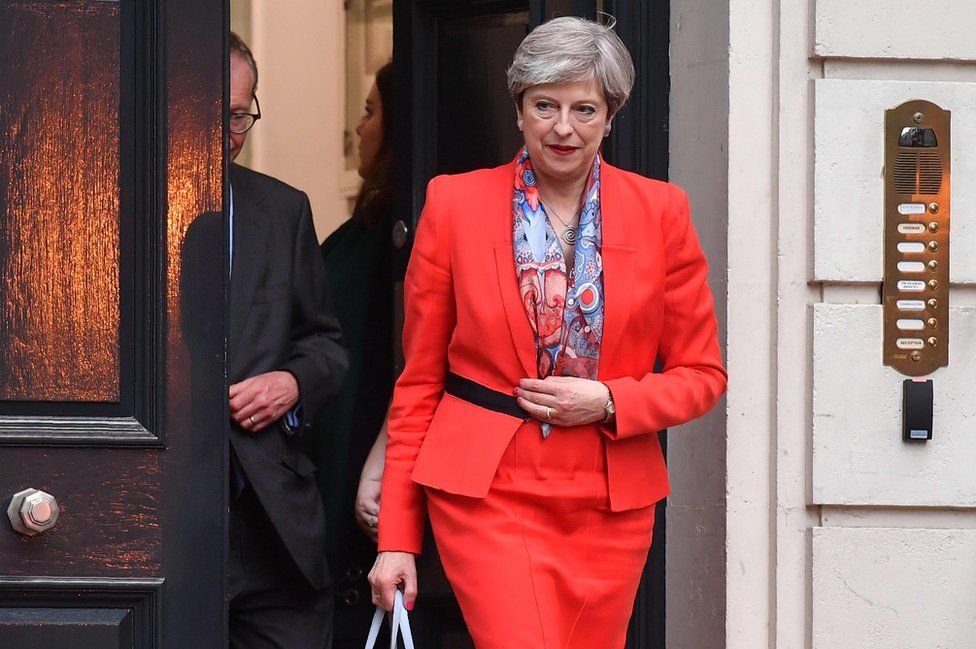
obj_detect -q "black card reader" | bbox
[903,378,933,442]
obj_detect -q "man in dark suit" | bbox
[226,32,347,648]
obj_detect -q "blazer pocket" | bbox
[281,449,317,478]
[252,281,289,305]
[412,393,526,498]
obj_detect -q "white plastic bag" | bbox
[364,590,415,649]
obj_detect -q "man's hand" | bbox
[229,371,300,434]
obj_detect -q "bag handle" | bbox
[364,590,415,649]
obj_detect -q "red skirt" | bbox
[425,420,655,649]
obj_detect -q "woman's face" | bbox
[356,82,383,180]
[517,76,610,187]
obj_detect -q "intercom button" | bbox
[896,319,925,331]
[896,300,925,312]
[897,223,926,234]
[896,280,925,292]
[896,338,924,350]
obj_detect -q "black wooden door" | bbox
[393,1,669,648]
[0,1,226,647]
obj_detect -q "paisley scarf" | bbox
[512,147,604,437]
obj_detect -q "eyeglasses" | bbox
[229,95,261,134]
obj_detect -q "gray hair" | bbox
[230,31,259,94]
[506,16,635,117]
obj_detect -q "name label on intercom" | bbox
[883,100,950,376]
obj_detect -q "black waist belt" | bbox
[444,372,529,421]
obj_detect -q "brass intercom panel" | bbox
[883,100,950,376]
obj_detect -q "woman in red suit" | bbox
[369,16,726,649]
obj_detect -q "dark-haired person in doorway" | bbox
[368,16,726,649]
[302,62,401,648]
[226,32,348,649]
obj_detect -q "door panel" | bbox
[0,451,160,575]
[0,579,160,649]
[394,0,529,221]
[393,4,532,647]
[436,11,527,175]
[0,0,226,647]
[599,5,670,648]
[0,608,134,649]
[0,1,121,403]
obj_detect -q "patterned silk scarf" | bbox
[513,147,605,437]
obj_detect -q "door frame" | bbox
[392,2,670,647]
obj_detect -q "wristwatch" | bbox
[602,392,616,424]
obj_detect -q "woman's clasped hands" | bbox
[516,376,610,427]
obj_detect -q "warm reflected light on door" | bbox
[0,3,121,402]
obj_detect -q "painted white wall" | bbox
[815,0,976,61]
[230,0,350,241]
[814,79,976,282]
[669,1,976,647]
[813,305,976,507]
[666,3,729,648]
[805,3,976,645]
[813,527,976,648]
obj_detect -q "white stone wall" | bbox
[807,2,976,645]
[230,0,353,241]
[666,2,729,647]
[814,80,976,282]
[670,1,976,647]
[813,527,976,648]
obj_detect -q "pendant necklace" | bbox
[541,200,580,246]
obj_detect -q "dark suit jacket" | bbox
[229,163,348,589]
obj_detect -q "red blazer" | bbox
[378,157,727,554]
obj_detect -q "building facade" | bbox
[670,1,976,647]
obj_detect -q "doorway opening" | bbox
[227,2,668,647]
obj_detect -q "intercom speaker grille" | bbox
[893,150,943,195]
[918,151,942,194]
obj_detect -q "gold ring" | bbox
[248,415,256,425]
[545,407,552,420]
